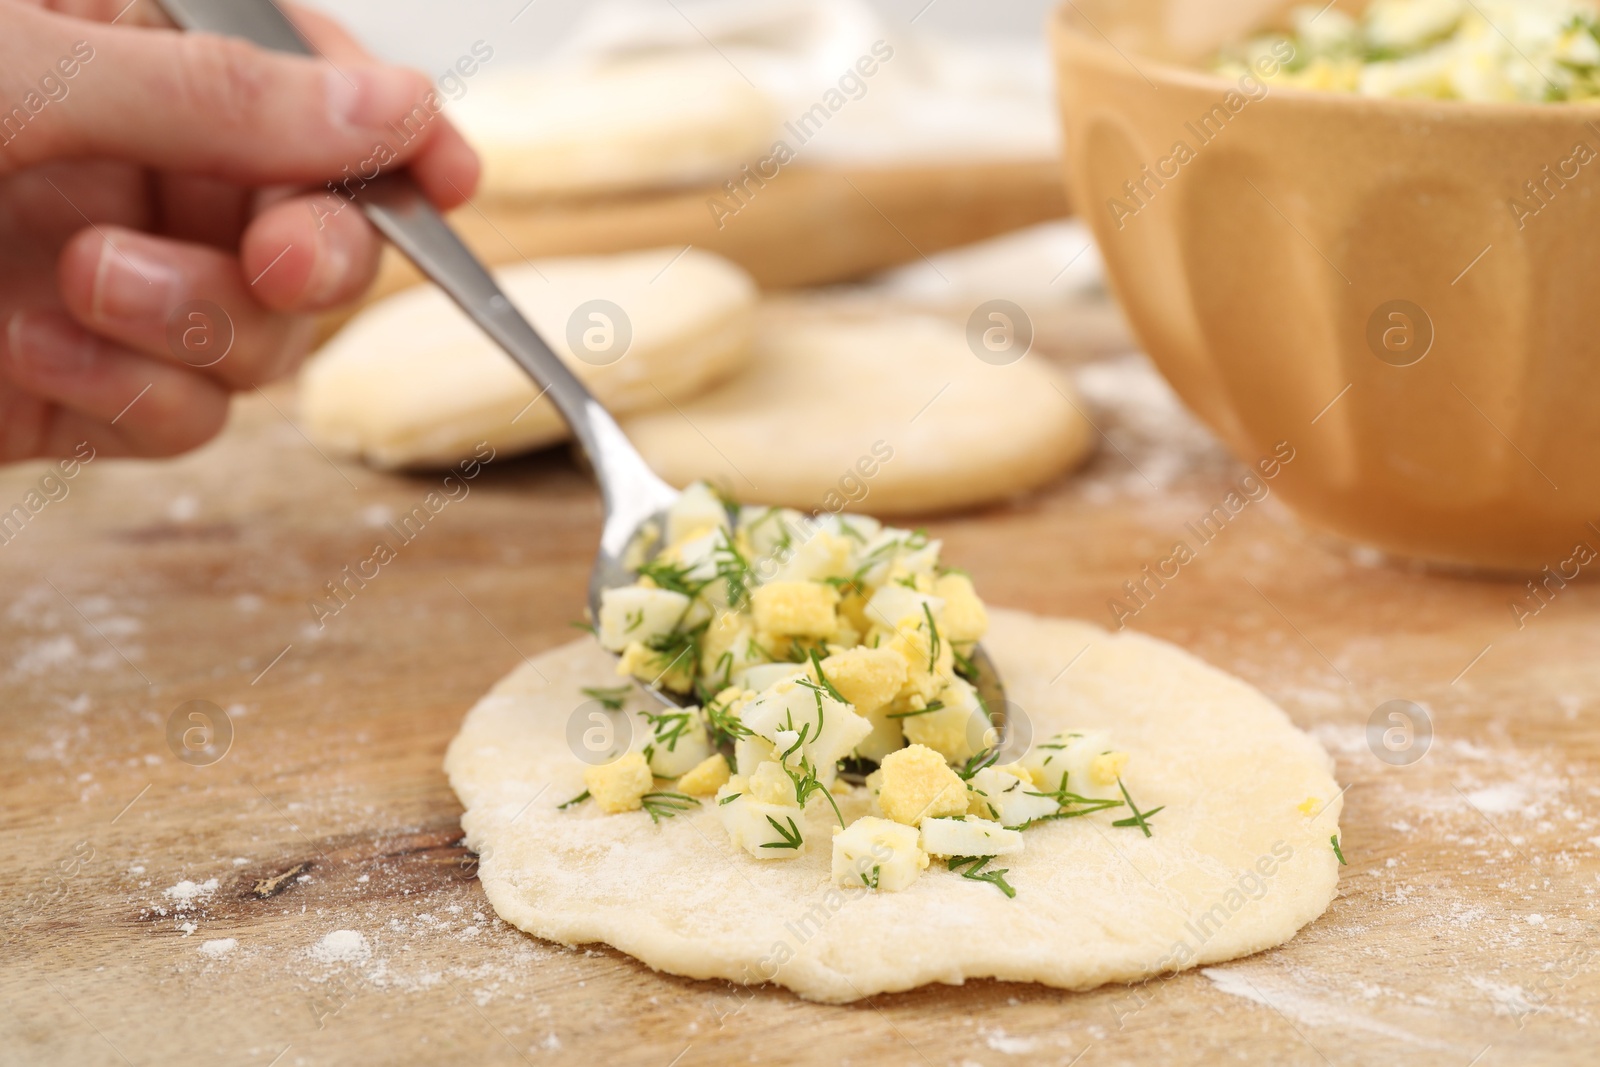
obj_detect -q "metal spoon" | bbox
[157,0,1008,742]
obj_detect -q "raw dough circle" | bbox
[445,609,1342,1003]
[299,248,756,469]
[621,304,1094,515]
[449,56,778,200]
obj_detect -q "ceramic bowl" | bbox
[1052,0,1600,571]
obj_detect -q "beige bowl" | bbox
[1052,0,1600,571]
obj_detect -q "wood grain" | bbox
[326,159,1069,334]
[2,335,1598,1067]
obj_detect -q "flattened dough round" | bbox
[621,305,1093,515]
[299,248,756,469]
[445,609,1342,1004]
[450,57,777,200]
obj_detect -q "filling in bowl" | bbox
[1214,0,1600,101]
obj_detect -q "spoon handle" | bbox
[155,0,677,547]
[357,176,674,549]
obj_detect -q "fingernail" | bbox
[327,65,426,132]
[304,229,354,306]
[91,239,178,325]
[7,312,96,376]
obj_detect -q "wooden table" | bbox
[3,330,1597,1066]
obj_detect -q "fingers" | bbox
[240,193,384,313]
[16,1,174,29]
[56,225,328,388]
[4,4,446,187]
[0,309,229,458]
[281,3,480,208]
[398,109,481,210]
[0,160,150,248]
[153,172,252,249]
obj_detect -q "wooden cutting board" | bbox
[322,159,1069,334]
[3,340,1598,1066]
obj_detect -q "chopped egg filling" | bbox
[563,483,1155,896]
[583,752,654,814]
[677,753,731,796]
[832,816,928,891]
[1215,0,1600,102]
[919,816,1025,858]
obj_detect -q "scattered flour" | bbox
[1469,977,1537,1018]
[1464,784,1529,816]
[163,878,219,910]
[14,635,83,676]
[199,938,237,958]
[982,1029,1039,1054]
[1069,354,1233,500]
[1202,966,1452,1050]
[311,930,372,964]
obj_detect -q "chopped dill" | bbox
[1008,794,1123,830]
[1013,773,1126,829]
[779,722,810,763]
[703,689,752,743]
[807,648,846,703]
[581,685,632,711]
[641,791,698,824]
[640,708,693,753]
[948,855,1016,898]
[1331,834,1347,865]
[637,558,707,598]
[761,814,803,849]
[643,620,708,691]
[712,529,756,610]
[1110,779,1162,837]
[785,637,830,664]
[860,864,881,889]
[770,725,846,829]
[921,602,942,672]
[557,789,591,810]
[821,575,864,598]
[570,619,598,635]
[719,793,742,805]
[886,701,945,719]
[958,747,1001,781]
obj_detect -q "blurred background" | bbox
[293,0,1140,505]
[302,0,1062,67]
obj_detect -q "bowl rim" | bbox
[1052,1,1600,126]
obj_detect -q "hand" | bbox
[0,0,479,462]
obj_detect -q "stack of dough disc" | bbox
[450,55,778,201]
[299,248,756,469]
[623,301,1092,515]
[299,253,1093,512]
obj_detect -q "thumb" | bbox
[0,5,445,185]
